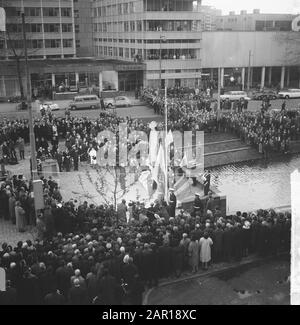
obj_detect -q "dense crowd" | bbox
[0,177,291,305]
[141,88,300,155]
[1,90,300,171]
[0,89,294,305]
[0,175,62,232]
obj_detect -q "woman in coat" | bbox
[15,201,26,232]
[188,236,199,273]
[199,233,213,270]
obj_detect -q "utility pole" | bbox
[164,84,168,202]
[247,50,252,92]
[217,67,221,114]
[159,31,166,93]
[159,34,162,92]
[21,8,38,185]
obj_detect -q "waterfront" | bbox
[212,154,299,213]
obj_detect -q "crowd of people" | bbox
[0,175,62,233]
[1,88,300,171]
[0,174,291,304]
[0,87,294,305]
[141,88,300,155]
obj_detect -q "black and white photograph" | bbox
[0,0,299,310]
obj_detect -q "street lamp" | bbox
[21,4,39,214]
[159,33,166,92]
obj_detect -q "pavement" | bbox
[145,253,290,305]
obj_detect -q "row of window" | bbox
[93,21,142,33]
[93,20,201,33]
[93,2,136,17]
[6,23,73,33]
[143,0,199,12]
[94,38,200,44]
[94,38,199,44]
[95,46,198,60]
[5,7,72,17]
[3,39,74,49]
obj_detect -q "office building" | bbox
[0,0,76,60]
[215,9,296,32]
[91,0,205,89]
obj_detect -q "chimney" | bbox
[229,11,235,16]
[253,9,260,14]
[240,10,247,15]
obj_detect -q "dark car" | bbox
[16,101,28,110]
[252,90,278,101]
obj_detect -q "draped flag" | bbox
[180,153,188,169]
[148,121,159,167]
[152,144,166,184]
[166,130,174,147]
[139,170,152,197]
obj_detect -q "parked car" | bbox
[40,102,60,112]
[104,96,132,108]
[115,96,131,107]
[252,90,278,101]
[103,98,115,108]
[16,101,28,110]
[278,89,300,99]
[220,91,251,101]
[69,95,100,110]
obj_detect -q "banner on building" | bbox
[0,8,6,32]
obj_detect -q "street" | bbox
[1,97,300,121]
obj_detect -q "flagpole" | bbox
[164,84,168,202]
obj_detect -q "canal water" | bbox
[211,154,300,214]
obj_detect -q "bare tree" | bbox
[84,166,139,210]
[0,2,39,99]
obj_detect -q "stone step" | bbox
[205,139,248,154]
[174,175,187,191]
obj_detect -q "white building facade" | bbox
[91,0,204,88]
[0,0,76,60]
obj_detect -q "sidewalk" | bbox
[143,252,289,305]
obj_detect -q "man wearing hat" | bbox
[193,193,203,217]
[168,188,177,219]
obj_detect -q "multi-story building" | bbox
[215,9,296,32]
[74,0,93,57]
[0,0,76,60]
[199,5,222,31]
[91,0,204,89]
[0,0,145,98]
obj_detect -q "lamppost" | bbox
[247,50,252,92]
[159,33,166,92]
[21,3,41,216]
[21,5,38,181]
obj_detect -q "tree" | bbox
[84,166,139,211]
[0,2,38,99]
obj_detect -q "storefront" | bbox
[0,58,145,98]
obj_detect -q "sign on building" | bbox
[0,7,6,32]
